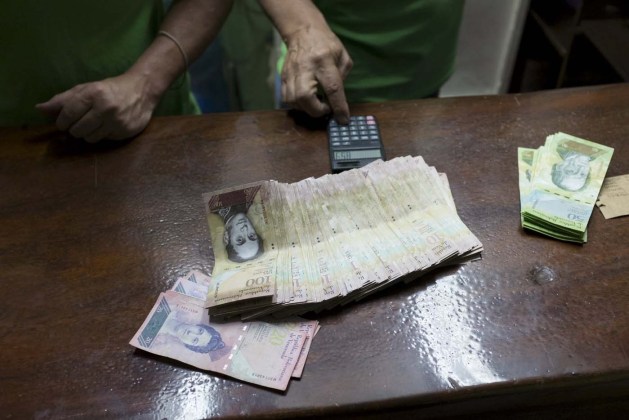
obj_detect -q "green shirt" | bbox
[314,0,465,102]
[0,0,199,127]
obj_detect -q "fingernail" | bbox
[336,115,349,125]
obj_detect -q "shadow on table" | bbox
[23,128,134,157]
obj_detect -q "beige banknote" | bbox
[363,161,437,269]
[203,182,278,312]
[332,171,405,280]
[291,320,319,378]
[202,156,483,318]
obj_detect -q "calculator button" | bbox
[341,136,350,141]
[367,120,376,125]
[366,115,374,120]
[369,135,379,140]
[342,141,351,145]
[332,142,341,146]
[360,136,369,140]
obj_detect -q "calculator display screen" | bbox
[334,149,382,160]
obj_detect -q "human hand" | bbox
[282,26,352,124]
[36,73,158,143]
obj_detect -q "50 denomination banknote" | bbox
[130,290,317,390]
[520,133,613,242]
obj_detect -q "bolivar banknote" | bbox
[518,147,536,221]
[130,290,315,391]
[522,132,613,242]
[182,270,212,287]
[202,156,483,318]
[291,322,319,378]
[171,276,210,302]
[203,182,279,311]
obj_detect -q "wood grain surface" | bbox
[1,84,628,418]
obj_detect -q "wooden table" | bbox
[1,84,628,419]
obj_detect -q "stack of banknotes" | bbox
[202,156,483,320]
[518,132,614,243]
[130,270,319,391]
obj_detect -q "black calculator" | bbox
[328,115,386,173]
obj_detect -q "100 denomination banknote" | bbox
[203,183,279,310]
[130,290,314,390]
[202,157,483,318]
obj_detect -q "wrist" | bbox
[125,67,167,111]
[127,34,188,102]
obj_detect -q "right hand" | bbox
[36,72,159,143]
[281,26,353,124]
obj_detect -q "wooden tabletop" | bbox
[1,84,628,418]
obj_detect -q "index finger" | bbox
[316,64,349,124]
[56,94,92,132]
[35,96,64,118]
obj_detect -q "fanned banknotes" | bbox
[130,270,319,391]
[203,156,483,319]
[519,132,613,243]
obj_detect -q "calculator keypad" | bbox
[328,115,381,148]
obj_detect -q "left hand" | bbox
[36,73,158,143]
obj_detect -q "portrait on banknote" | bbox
[153,318,230,360]
[551,138,607,192]
[207,185,265,263]
[551,150,591,192]
[130,292,308,390]
[130,292,240,368]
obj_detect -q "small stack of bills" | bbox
[518,132,613,243]
[130,270,319,391]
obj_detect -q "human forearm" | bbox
[128,0,234,105]
[258,0,329,44]
[36,0,233,142]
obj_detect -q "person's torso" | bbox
[0,0,197,127]
[314,0,465,102]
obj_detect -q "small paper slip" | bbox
[596,174,629,219]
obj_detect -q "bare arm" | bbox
[36,0,233,143]
[259,0,352,123]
